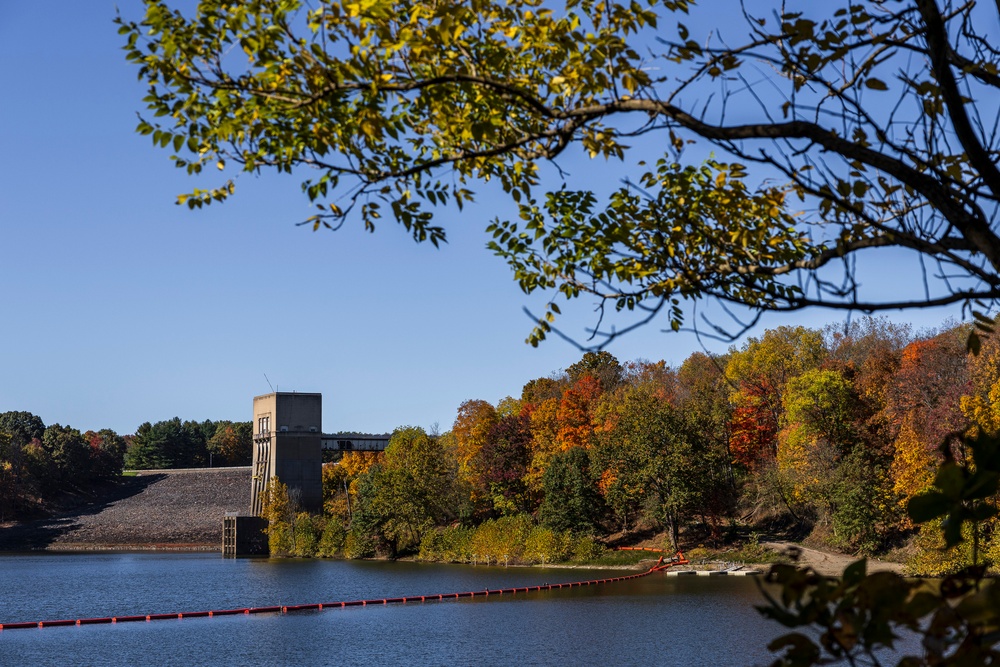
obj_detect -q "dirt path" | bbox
[763,540,904,577]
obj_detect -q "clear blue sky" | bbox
[0,2,967,436]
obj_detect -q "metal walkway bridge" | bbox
[320,433,390,452]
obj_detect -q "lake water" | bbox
[0,553,788,666]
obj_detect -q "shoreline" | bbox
[2,543,219,554]
[0,542,913,579]
[0,470,884,576]
[762,540,905,577]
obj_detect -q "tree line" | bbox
[265,317,1000,575]
[0,414,252,521]
[6,314,998,575]
[124,418,252,470]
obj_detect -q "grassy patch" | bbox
[686,534,788,565]
[720,533,787,564]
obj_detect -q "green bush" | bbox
[267,520,294,556]
[585,549,649,566]
[418,525,474,562]
[291,512,319,557]
[470,514,533,564]
[418,516,602,565]
[570,535,606,562]
[344,529,375,559]
[718,532,784,564]
[316,517,347,557]
[523,526,571,564]
[906,518,981,577]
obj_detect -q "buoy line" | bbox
[0,552,688,631]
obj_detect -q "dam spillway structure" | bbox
[228,391,322,557]
[224,391,390,556]
[250,392,324,515]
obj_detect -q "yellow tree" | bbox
[777,369,856,508]
[888,332,974,568]
[888,333,970,508]
[526,396,560,494]
[890,414,938,508]
[260,478,295,555]
[961,333,1000,434]
[325,451,384,516]
[451,399,498,485]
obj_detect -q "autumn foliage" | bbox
[555,375,601,451]
[729,384,778,470]
[306,318,1000,571]
[8,317,999,575]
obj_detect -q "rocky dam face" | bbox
[0,468,252,552]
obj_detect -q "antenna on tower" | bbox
[263,372,275,393]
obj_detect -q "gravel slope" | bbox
[763,540,904,576]
[0,468,252,552]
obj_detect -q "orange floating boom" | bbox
[0,555,691,632]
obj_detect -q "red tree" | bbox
[729,383,779,469]
[556,375,603,450]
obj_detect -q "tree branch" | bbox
[916,0,1000,203]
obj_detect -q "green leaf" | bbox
[907,491,949,524]
[907,591,942,617]
[934,463,964,499]
[968,330,982,355]
[963,470,999,501]
[943,513,964,548]
[864,78,888,90]
[841,559,866,587]
[972,310,994,325]
[767,632,821,663]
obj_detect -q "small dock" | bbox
[665,568,761,577]
[613,548,763,577]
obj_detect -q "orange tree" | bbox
[555,374,602,450]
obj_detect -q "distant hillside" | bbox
[0,468,251,551]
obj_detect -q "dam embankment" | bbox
[0,467,251,552]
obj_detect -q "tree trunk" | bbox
[666,511,680,551]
